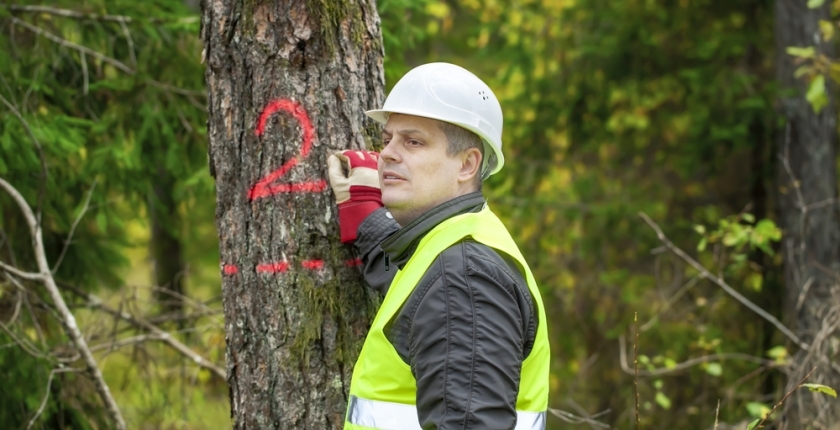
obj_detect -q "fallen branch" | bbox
[638,212,809,351]
[0,177,125,430]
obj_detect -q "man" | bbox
[327,63,550,430]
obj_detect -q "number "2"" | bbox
[248,99,327,201]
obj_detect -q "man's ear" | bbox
[458,148,482,184]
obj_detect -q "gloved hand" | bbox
[327,150,383,243]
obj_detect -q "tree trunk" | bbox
[202,0,384,428]
[149,166,186,320]
[774,1,840,427]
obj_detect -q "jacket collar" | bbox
[381,191,486,270]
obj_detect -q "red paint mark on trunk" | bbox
[250,99,322,200]
[223,264,239,275]
[256,261,290,273]
[301,259,324,270]
[344,258,362,267]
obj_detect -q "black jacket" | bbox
[354,192,538,430]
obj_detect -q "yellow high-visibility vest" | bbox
[344,205,550,430]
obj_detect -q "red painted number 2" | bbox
[222,99,361,276]
[248,99,327,200]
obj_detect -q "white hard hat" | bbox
[366,62,504,179]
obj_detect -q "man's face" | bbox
[379,114,464,226]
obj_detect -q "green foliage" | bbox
[695,214,781,256]
[0,1,218,427]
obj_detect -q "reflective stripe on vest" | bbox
[347,395,546,430]
[345,206,550,429]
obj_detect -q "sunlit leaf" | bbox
[747,419,760,430]
[746,402,771,419]
[806,75,828,113]
[746,273,763,292]
[808,0,825,8]
[655,392,672,409]
[819,20,834,41]
[705,362,722,377]
[766,345,788,362]
[786,46,816,58]
[801,383,838,398]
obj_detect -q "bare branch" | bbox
[52,180,97,275]
[619,335,779,377]
[0,260,43,280]
[0,177,126,430]
[0,319,52,361]
[90,333,165,352]
[118,20,136,68]
[2,274,24,324]
[640,275,701,332]
[26,367,80,430]
[4,5,134,22]
[61,282,226,380]
[9,16,134,74]
[548,407,611,428]
[638,212,810,351]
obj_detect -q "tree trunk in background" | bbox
[149,166,185,320]
[775,1,840,427]
[202,0,384,427]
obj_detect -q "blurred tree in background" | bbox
[0,1,223,428]
[1,0,839,428]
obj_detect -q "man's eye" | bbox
[406,140,421,146]
[383,138,391,145]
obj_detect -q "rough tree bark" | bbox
[775,0,840,427]
[202,0,385,428]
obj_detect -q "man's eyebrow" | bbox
[382,128,428,138]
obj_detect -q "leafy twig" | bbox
[753,366,818,429]
[638,212,809,351]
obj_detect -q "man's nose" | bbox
[379,139,400,163]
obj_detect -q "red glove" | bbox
[327,150,383,243]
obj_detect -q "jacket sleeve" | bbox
[353,207,400,295]
[408,241,531,430]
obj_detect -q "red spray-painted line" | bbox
[250,99,319,201]
[223,258,362,276]
[344,258,362,267]
[256,261,290,273]
[250,180,327,199]
[301,259,324,270]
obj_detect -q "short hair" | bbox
[436,120,484,190]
